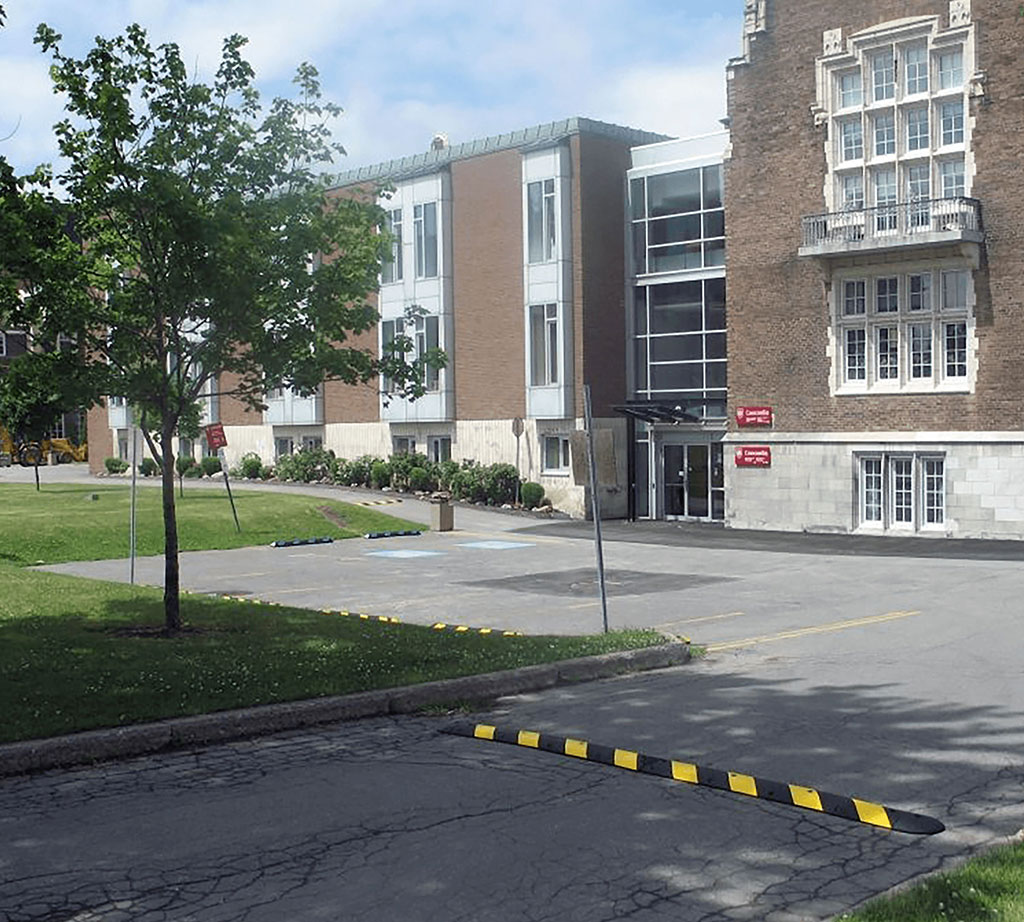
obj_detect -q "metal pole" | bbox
[220,448,241,532]
[514,434,521,505]
[129,425,137,585]
[583,385,609,634]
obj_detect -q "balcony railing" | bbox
[800,197,983,255]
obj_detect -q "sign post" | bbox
[205,423,240,533]
[583,386,609,634]
[512,416,524,505]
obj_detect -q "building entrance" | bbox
[662,442,725,520]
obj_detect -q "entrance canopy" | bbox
[613,401,703,425]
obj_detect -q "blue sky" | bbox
[1,1,743,178]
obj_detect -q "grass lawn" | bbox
[836,839,1024,921]
[0,562,662,743]
[0,482,423,565]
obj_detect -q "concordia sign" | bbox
[736,406,774,427]
[735,446,772,467]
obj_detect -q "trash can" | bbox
[431,499,454,532]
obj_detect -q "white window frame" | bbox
[939,100,964,146]
[857,453,946,531]
[392,436,415,456]
[938,50,963,90]
[873,112,896,157]
[839,118,863,162]
[939,158,965,198]
[838,70,863,109]
[541,434,570,474]
[906,107,929,152]
[381,313,441,394]
[428,435,451,463]
[0,331,5,357]
[413,202,438,279]
[904,44,929,95]
[529,303,560,387]
[527,178,557,264]
[382,208,403,284]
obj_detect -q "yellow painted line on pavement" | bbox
[655,611,745,628]
[705,610,922,653]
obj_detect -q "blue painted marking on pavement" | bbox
[457,541,536,550]
[366,550,446,559]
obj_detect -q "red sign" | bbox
[735,446,772,467]
[736,406,774,427]
[204,423,227,451]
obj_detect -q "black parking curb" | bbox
[0,643,691,779]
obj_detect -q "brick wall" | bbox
[726,0,1024,433]
[86,403,112,474]
[575,133,632,418]
[450,149,526,420]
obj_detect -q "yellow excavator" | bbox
[0,424,87,466]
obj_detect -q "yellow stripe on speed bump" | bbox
[705,610,923,653]
[441,723,944,836]
[431,622,524,637]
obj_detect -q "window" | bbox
[0,332,5,357]
[301,435,322,452]
[845,328,866,381]
[907,164,931,228]
[874,112,896,156]
[382,208,403,284]
[940,100,964,146]
[904,45,929,94]
[841,174,864,210]
[909,324,932,378]
[381,314,441,393]
[859,454,945,530]
[835,269,972,393]
[872,51,895,101]
[542,435,570,472]
[906,108,929,152]
[840,119,863,161]
[940,159,965,198]
[838,70,862,108]
[909,273,932,311]
[527,178,557,263]
[843,280,866,315]
[874,168,898,231]
[392,436,415,455]
[529,303,559,386]
[275,437,294,460]
[413,202,438,279]
[428,436,451,463]
[938,50,963,90]
[876,277,898,313]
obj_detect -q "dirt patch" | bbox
[317,504,348,529]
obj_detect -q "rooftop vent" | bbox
[430,133,449,151]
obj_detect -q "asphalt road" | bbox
[3,467,1024,920]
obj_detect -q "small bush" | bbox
[484,463,519,506]
[370,460,391,489]
[260,465,275,480]
[184,464,204,479]
[408,466,434,492]
[104,456,129,474]
[274,448,335,483]
[175,455,198,478]
[449,461,488,503]
[343,455,377,486]
[520,481,545,509]
[436,459,460,490]
[239,452,263,480]
[201,455,222,477]
[138,457,159,477]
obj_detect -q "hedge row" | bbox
[232,449,546,509]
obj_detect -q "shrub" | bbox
[408,466,433,492]
[260,464,275,480]
[275,448,336,483]
[483,463,519,506]
[520,481,545,509]
[344,455,377,486]
[449,461,488,503]
[184,463,204,478]
[239,452,263,480]
[370,460,391,489]
[175,455,198,478]
[436,459,460,490]
[104,456,128,474]
[201,455,222,477]
[138,457,159,477]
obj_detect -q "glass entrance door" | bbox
[663,443,725,520]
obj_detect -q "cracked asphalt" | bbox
[3,467,1024,919]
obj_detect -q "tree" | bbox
[0,350,92,489]
[0,23,440,633]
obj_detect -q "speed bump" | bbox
[321,608,400,624]
[357,498,404,507]
[441,723,945,836]
[431,622,524,637]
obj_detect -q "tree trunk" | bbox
[33,452,40,491]
[160,423,182,634]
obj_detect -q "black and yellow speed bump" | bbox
[441,723,945,836]
[321,608,400,624]
[431,622,523,637]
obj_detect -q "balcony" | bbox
[799,197,983,260]
[264,389,323,426]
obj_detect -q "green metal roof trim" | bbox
[332,117,672,188]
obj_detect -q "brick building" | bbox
[88,118,667,515]
[724,0,1024,538]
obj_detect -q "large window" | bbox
[527,178,557,263]
[835,268,972,393]
[382,208,403,284]
[630,165,724,275]
[381,314,440,393]
[413,202,437,279]
[529,303,560,386]
[858,454,945,530]
[632,277,726,418]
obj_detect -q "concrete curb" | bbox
[0,642,691,779]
